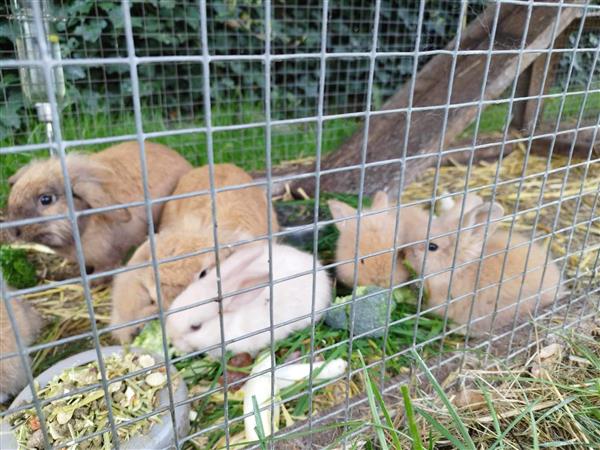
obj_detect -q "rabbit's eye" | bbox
[39,193,56,206]
[428,242,439,251]
[190,323,202,331]
[198,269,207,279]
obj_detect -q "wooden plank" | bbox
[530,129,600,158]
[290,1,581,197]
[511,55,547,132]
[512,27,571,133]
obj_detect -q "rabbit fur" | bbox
[110,164,279,343]
[1,293,43,403]
[7,141,191,278]
[328,191,483,288]
[402,202,562,333]
[166,242,331,357]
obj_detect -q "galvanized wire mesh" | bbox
[1,0,599,449]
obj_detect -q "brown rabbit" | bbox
[328,191,483,288]
[7,141,192,278]
[403,202,562,333]
[1,293,43,402]
[110,164,279,343]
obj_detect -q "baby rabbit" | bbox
[403,202,562,333]
[166,242,331,357]
[7,141,192,278]
[328,191,483,288]
[110,164,279,343]
[1,293,43,402]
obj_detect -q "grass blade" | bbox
[359,352,389,450]
[371,377,403,449]
[252,396,268,450]
[489,399,541,450]
[411,349,476,450]
[374,384,403,449]
[401,385,424,450]
[477,383,503,449]
[416,407,469,450]
[530,409,539,450]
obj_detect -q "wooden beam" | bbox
[511,28,570,134]
[290,1,581,197]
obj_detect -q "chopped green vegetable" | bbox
[8,352,169,450]
[0,245,38,289]
[392,286,417,304]
[402,259,419,281]
[324,285,396,338]
[402,259,429,302]
[132,320,173,358]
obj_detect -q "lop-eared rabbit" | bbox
[7,141,192,278]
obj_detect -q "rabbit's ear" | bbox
[8,164,31,187]
[371,191,389,211]
[217,245,271,312]
[463,193,484,212]
[462,202,504,241]
[68,155,131,222]
[328,200,356,230]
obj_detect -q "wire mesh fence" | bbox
[0,0,599,449]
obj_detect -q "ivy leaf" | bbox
[0,101,22,130]
[97,2,118,13]
[0,22,16,41]
[108,6,125,29]
[184,6,200,30]
[159,0,176,10]
[64,66,87,80]
[73,20,108,42]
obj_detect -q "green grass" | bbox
[459,89,600,139]
[0,104,358,208]
[352,329,600,450]
[180,292,453,448]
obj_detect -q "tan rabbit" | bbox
[403,202,562,333]
[7,141,192,278]
[1,293,43,402]
[328,191,483,288]
[110,164,279,343]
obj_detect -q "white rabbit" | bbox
[166,242,331,357]
[403,202,562,333]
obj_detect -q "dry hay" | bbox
[20,284,113,375]
[406,320,600,449]
[401,144,600,290]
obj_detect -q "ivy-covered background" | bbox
[0,1,598,171]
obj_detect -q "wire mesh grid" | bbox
[1,0,599,449]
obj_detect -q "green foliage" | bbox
[557,31,600,90]
[0,0,485,140]
[0,245,38,289]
